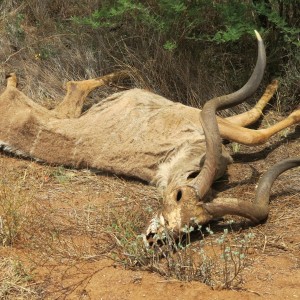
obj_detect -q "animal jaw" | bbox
[144,188,216,246]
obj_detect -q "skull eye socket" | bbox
[187,171,200,179]
[176,189,182,202]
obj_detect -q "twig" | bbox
[3,47,26,64]
[157,279,181,283]
[246,289,262,296]
[262,235,267,253]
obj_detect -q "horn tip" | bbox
[254,30,262,41]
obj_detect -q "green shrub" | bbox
[1,0,299,111]
[72,0,299,110]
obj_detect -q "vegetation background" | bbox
[0,0,299,113]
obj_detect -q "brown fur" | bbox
[0,74,299,190]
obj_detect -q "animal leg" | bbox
[225,80,278,127]
[218,109,300,145]
[6,73,17,87]
[53,71,128,118]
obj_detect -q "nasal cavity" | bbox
[187,171,200,179]
[176,189,183,202]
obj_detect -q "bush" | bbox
[72,0,299,109]
[0,0,299,112]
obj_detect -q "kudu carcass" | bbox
[0,31,299,241]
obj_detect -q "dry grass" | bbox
[0,162,36,246]
[0,154,254,290]
[0,257,38,300]
[2,0,298,116]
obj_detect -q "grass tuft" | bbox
[0,257,38,299]
[0,175,33,246]
[107,210,255,289]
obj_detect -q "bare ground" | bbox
[0,112,299,300]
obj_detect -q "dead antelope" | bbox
[0,31,299,240]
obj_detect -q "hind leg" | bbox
[53,71,128,118]
[225,80,278,127]
[218,109,300,145]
